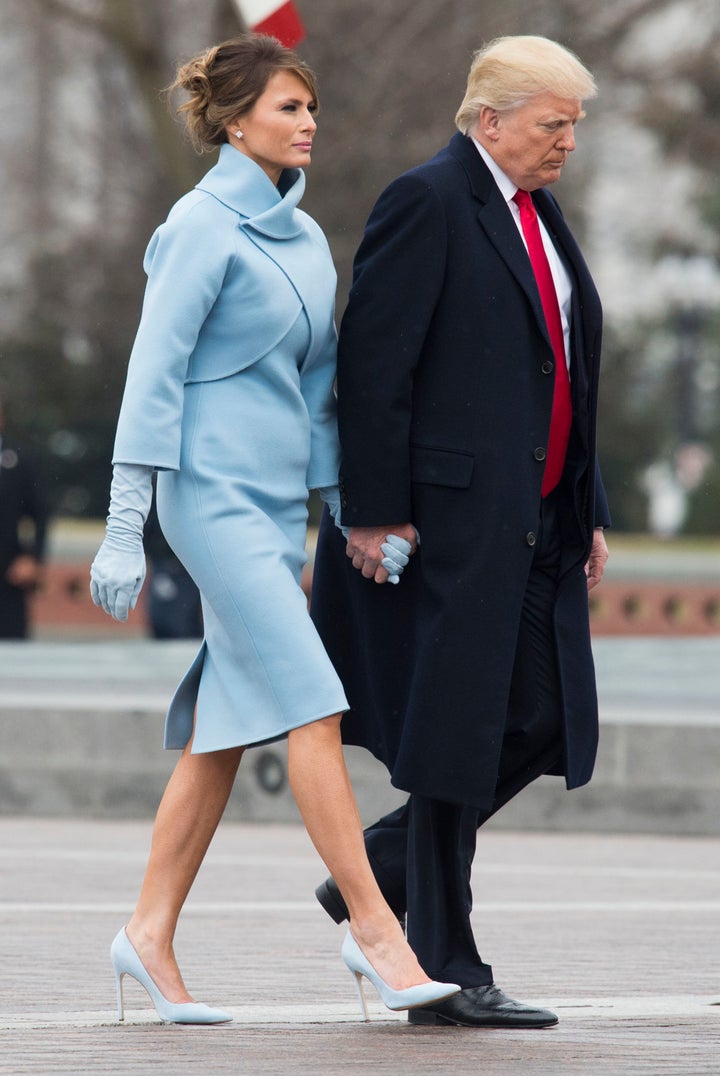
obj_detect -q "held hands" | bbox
[346,523,418,585]
[317,488,414,582]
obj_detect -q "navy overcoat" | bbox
[311,132,610,811]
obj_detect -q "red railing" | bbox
[589,581,720,635]
[26,561,720,638]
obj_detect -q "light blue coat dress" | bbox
[113,144,348,752]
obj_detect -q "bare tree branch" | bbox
[31,0,204,195]
[29,0,112,36]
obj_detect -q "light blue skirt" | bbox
[156,316,347,753]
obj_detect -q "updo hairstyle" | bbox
[169,34,319,152]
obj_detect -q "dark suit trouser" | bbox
[362,491,565,987]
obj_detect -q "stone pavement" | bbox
[0,817,718,1075]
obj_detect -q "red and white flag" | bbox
[231,0,306,47]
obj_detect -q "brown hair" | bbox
[169,34,319,153]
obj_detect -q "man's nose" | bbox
[558,126,576,152]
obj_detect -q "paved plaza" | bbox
[1,620,718,1072]
[0,817,718,1075]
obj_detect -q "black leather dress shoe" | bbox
[315,877,406,929]
[315,878,349,924]
[408,984,559,1028]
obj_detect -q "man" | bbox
[0,398,47,638]
[311,36,610,1028]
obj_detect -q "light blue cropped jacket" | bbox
[112,143,340,490]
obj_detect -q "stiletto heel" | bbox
[350,968,370,1021]
[110,927,233,1025]
[115,967,125,1021]
[341,931,460,1021]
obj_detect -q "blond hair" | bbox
[169,33,318,153]
[455,35,597,135]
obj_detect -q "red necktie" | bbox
[513,189,572,497]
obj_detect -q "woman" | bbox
[90,34,457,1025]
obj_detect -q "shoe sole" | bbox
[408,1008,559,1028]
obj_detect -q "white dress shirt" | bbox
[472,138,573,371]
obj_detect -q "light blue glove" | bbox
[317,485,350,539]
[381,534,413,585]
[90,463,153,621]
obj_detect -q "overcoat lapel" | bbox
[478,198,554,355]
[534,187,602,430]
[448,134,555,355]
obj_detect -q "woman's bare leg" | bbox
[288,713,431,990]
[125,741,244,1002]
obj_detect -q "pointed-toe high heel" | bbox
[341,931,461,1021]
[110,927,233,1025]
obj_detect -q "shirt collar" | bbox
[471,137,519,204]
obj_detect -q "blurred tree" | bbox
[7,0,228,513]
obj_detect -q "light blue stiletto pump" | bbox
[341,931,461,1021]
[110,927,233,1025]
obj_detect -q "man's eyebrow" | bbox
[539,111,585,122]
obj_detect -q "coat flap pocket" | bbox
[410,445,475,488]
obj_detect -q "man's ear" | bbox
[477,105,502,142]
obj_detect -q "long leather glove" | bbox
[90,463,153,621]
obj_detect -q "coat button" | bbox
[541,360,554,374]
[534,447,546,461]
[526,532,537,547]
[341,497,348,508]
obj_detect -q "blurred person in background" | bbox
[89,34,458,1027]
[0,397,48,638]
[311,35,610,1029]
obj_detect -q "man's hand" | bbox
[585,528,608,591]
[346,523,418,584]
